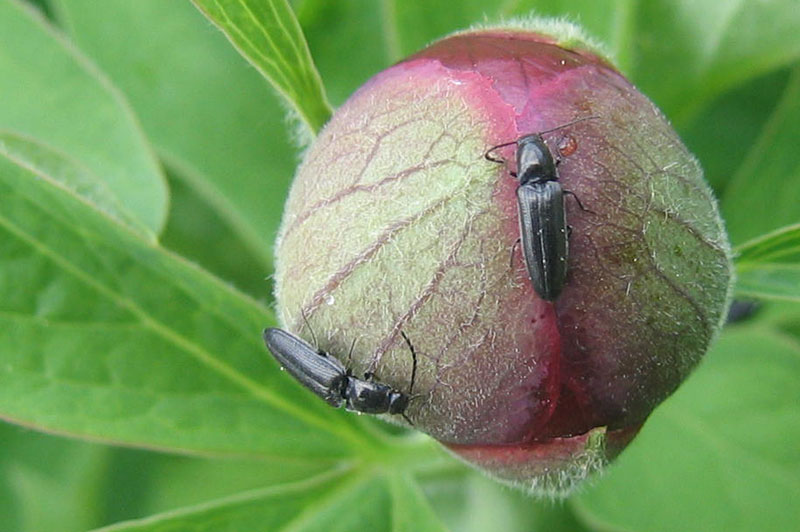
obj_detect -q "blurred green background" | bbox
[0,0,798,530]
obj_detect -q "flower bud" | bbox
[273,25,733,495]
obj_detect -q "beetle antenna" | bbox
[485,116,598,164]
[346,337,356,368]
[537,115,599,136]
[484,140,518,164]
[300,309,318,349]
[400,330,418,395]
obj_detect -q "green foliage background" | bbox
[0,0,798,530]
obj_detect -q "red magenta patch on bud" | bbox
[445,425,641,495]
[274,29,733,494]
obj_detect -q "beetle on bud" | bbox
[271,22,733,495]
[485,117,596,301]
[263,327,418,425]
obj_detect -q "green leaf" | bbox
[91,466,355,532]
[573,326,800,532]
[733,224,800,302]
[736,225,800,265]
[0,0,167,234]
[681,67,792,193]
[0,151,371,459]
[0,131,153,240]
[382,0,622,66]
[721,65,800,245]
[51,0,297,282]
[91,467,448,532]
[296,0,390,106]
[422,469,590,532]
[129,453,335,520]
[387,1,505,59]
[737,280,800,303]
[159,168,272,298]
[386,472,448,532]
[0,422,110,532]
[627,0,800,124]
[191,0,332,134]
[0,423,337,530]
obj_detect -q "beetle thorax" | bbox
[344,378,395,414]
[516,134,558,185]
[387,391,410,414]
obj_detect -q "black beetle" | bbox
[485,117,595,301]
[262,327,417,424]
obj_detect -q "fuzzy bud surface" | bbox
[273,28,733,494]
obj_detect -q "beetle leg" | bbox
[564,189,594,214]
[509,238,522,270]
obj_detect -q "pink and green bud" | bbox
[272,25,733,495]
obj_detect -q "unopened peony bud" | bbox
[272,24,733,495]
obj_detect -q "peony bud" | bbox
[272,24,733,495]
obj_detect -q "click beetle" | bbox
[485,117,595,301]
[262,327,418,424]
